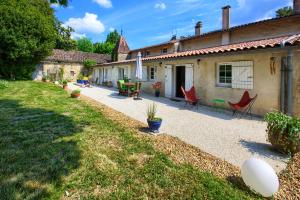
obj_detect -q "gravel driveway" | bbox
[69,84,289,172]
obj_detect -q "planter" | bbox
[71,93,80,98]
[155,91,160,97]
[268,130,300,155]
[147,118,162,133]
[63,85,68,90]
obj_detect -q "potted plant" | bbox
[62,80,68,90]
[147,103,162,133]
[71,89,81,98]
[265,112,300,155]
[152,82,161,97]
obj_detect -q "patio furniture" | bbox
[117,81,128,96]
[123,82,135,96]
[228,91,258,119]
[181,86,200,109]
[131,82,142,100]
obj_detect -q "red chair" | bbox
[228,91,258,119]
[181,86,200,109]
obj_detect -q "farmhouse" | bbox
[93,2,300,116]
[33,49,110,81]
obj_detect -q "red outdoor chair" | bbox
[228,91,258,119]
[181,86,200,109]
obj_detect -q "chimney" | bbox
[222,5,231,30]
[195,21,202,36]
[294,0,300,14]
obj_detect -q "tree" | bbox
[77,38,94,53]
[94,42,115,54]
[276,6,293,18]
[0,0,57,79]
[93,30,120,55]
[106,30,120,44]
[55,20,77,51]
[49,0,68,7]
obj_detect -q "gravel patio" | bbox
[69,84,289,172]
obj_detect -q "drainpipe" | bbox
[280,57,286,113]
[286,49,293,115]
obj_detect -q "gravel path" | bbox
[69,84,289,172]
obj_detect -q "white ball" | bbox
[241,158,279,197]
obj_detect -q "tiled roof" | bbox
[180,14,300,42]
[45,49,111,64]
[130,39,178,52]
[114,36,130,54]
[98,34,300,66]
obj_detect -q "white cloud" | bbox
[93,0,112,8]
[155,2,166,10]
[64,13,105,34]
[71,33,86,39]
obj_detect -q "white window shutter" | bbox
[142,66,148,81]
[232,61,253,89]
[185,65,194,90]
[124,67,129,78]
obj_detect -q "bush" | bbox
[0,0,57,79]
[0,80,9,89]
[265,112,300,155]
[83,59,97,69]
[62,80,68,85]
[71,89,81,95]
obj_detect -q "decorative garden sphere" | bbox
[241,158,279,197]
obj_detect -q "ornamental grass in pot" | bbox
[147,103,162,133]
[265,112,300,155]
[71,89,81,98]
[62,80,68,90]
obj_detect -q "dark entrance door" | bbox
[176,66,185,98]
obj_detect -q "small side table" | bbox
[212,98,225,112]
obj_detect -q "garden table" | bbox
[123,82,135,96]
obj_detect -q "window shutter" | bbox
[185,65,194,90]
[142,66,148,81]
[232,61,253,89]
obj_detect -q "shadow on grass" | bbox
[0,99,82,199]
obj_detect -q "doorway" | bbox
[176,66,185,98]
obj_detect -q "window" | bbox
[217,64,232,87]
[161,48,168,54]
[146,51,150,56]
[70,71,75,77]
[217,61,253,89]
[118,68,125,79]
[149,67,156,81]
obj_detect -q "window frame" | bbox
[149,66,156,81]
[217,63,232,88]
[161,48,168,54]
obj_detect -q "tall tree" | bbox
[49,0,68,7]
[55,20,77,51]
[77,38,94,53]
[0,0,57,79]
[276,6,293,18]
[93,30,121,55]
[106,30,120,44]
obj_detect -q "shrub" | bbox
[0,80,8,89]
[71,89,81,95]
[62,80,68,85]
[265,112,300,154]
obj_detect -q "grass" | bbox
[0,81,261,199]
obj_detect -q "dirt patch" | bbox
[79,94,298,199]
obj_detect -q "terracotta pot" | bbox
[63,85,68,90]
[71,93,80,98]
[268,130,300,155]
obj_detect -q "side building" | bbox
[33,49,110,81]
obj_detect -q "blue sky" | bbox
[53,0,292,49]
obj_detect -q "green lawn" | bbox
[0,81,261,200]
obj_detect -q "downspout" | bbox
[280,57,286,113]
[281,37,294,115]
[286,49,293,115]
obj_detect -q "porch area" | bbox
[69,84,289,172]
